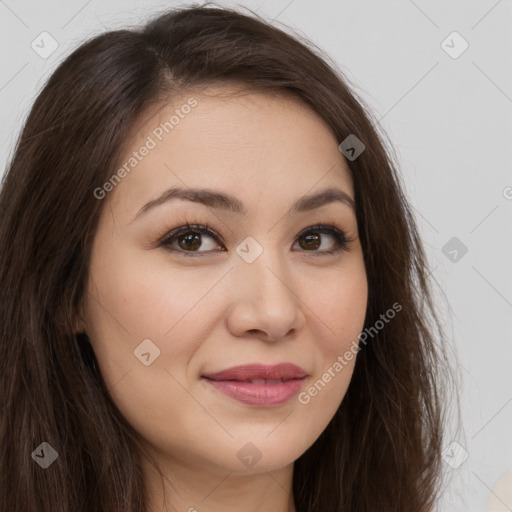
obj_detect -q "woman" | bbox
[0,3,460,511]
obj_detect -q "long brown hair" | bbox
[0,3,460,510]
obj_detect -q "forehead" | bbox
[109,84,354,218]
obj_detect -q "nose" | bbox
[225,244,306,342]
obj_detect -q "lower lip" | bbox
[202,377,306,406]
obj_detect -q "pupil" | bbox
[179,232,201,250]
[302,233,320,250]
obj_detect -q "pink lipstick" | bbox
[201,363,307,406]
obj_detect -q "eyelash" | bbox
[157,221,354,258]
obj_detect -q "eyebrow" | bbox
[132,185,355,222]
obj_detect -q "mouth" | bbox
[201,363,308,406]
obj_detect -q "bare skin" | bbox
[78,84,368,512]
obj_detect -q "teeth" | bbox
[249,378,284,384]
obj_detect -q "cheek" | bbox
[306,262,368,352]
[84,249,220,445]
[294,265,367,424]
[85,246,225,377]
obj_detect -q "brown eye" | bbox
[160,222,225,257]
[177,232,202,251]
[293,224,351,255]
[299,233,322,250]
[159,222,352,258]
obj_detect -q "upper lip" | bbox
[202,363,307,381]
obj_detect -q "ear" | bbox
[73,299,87,334]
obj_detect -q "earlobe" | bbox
[73,301,87,334]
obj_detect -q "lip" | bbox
[201,363,308,406]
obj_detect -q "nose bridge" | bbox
[228,234,303,337]
[237,234,291,294]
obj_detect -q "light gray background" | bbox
[1,1,511,511]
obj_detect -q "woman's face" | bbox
[81,85,368,477]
